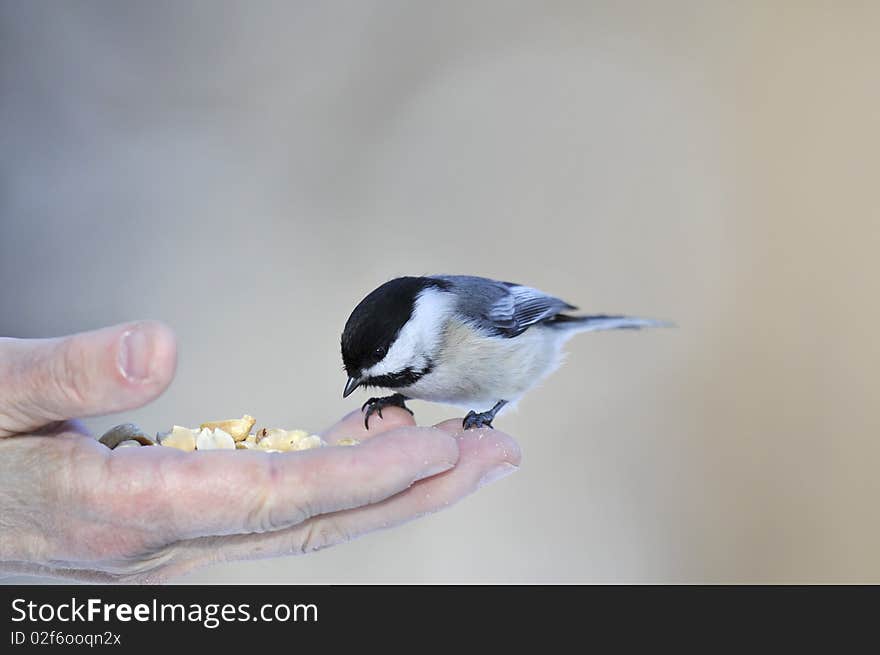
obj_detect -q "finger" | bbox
[162,428,520,577]
[89,426,460,541]
[321,406,416,444]
[433,417,477,435]
[300,427,521,538]
[0,321,177,436]
[28,419,90,437]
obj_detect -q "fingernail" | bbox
[478,463,519,488]
[118,325,154,381]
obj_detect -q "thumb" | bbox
[0,321,177,437]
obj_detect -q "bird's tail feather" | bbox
[547,314,674,332]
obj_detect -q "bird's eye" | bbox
[375,346,387,357]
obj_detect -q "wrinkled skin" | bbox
[0,321,520,583]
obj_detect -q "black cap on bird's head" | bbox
[340,276,448,397]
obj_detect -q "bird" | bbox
[340,275,671,430]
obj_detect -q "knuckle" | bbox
[94,545,179,583]
[41,438,100,508]
[48,340,91,411]
[59,450,107,512]
[243,457,309,533]
[297,517,352,554]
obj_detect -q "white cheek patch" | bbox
[363,287,454,379]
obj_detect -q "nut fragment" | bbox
[335,438,360,447]
[157,425,198,452]
[115,440,144,448]
[255,428,295,451]
[99,423,155,449]
[292,435,326,451]
[199,415,256,442]
[196,427,236,450]
[112,415,331,453]
[255,428,325,452]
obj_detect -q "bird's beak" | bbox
[342,376,363,398]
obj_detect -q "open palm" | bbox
[0,322,520,582]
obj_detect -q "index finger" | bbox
[321,406,416,444]
[82,427,459,541]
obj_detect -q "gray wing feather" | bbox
[502,284,576,328]
[431,275,575,336]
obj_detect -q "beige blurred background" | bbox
[1,1,878,583]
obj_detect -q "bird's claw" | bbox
[462,410,495,430]
[361,394,413,430]
[462,401,507,430]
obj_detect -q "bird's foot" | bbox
[462,400,508,430]
[462,410,495,430]
[362,393,412,429]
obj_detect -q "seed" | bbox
[99,423,155,449]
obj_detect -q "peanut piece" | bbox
[196,427,236,450]
[158,425,198,452]
[199,415,256,442]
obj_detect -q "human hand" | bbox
[0,322,520,582]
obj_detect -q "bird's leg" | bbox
[361,393,413,429]
[462,400,508,430]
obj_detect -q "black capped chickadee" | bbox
[341,275,670,429]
